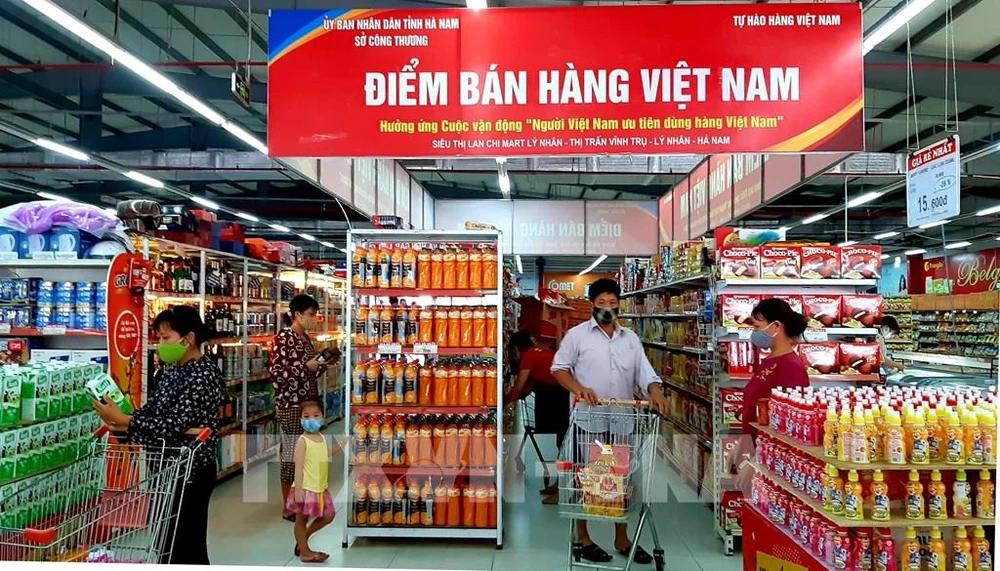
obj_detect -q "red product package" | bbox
[725,341,755,375]
[839,343,881,375]
[772,294,803,315]
[841,295,884,328]
[841,245,882,279]
[798,343,841,375]
[802,295,842,328]
[719,246,760,280]
[760,245,801,279]
[720,388,744,427]
[800,245,841,279]
[720,294,761,328]
[720,490,744,531]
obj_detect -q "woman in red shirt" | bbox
[732,297,810,492]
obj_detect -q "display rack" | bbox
[342,229,504,548]
[887,294,999,376]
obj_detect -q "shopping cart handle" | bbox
[23,527,57,545]
[191,427,213,443]
[573,397,650,407]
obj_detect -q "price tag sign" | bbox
[737,327,753,340]
[412,343,438,354]
[803,328,829,342]
[31,251,55,261]
[42,325,67,336]
[376,343,402,354]
[0,323,11,334]
[906,135,960,228]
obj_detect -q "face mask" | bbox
[301,418,324,433]
[881,328,893,339]
[592,307,618,325]
[750,323,777,350]
[299,315,317,331]
[158,340,188,364]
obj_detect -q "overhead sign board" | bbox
[906,136,960,228]
[268,4,864,157]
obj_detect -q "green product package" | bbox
[29,426,42,475]
[1,375,21,428]
[19,370,36,423]
[0,431,15,484]
[40,422,57,472]
[14,428,31,478]
[85,373,133,415]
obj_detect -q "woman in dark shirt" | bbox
[270,294,326,520]
[92,305,224,565]
[732,298,810,492]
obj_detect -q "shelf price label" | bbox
[42,325,67,336]
[736,327,753,340]
[0,323,10,334]
[412,343,438,354]
[803,328,829,342]
[377,343,403,354]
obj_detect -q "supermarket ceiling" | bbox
[0,0,998,255]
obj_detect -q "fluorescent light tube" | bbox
[498,173,510,197]
[918,219,950,229]
[191,196,219,210]
[904,249,927,256]
[515,254,523,275]
[33,138,89,161]
[778,226,792,233]
[894,256,902,268]
[862,0,936,55]
[579,255,607,276]
[847,191,883,208]
[337,247,348,253]
[37,191,71,202]
[467,0,488,8]
[944,241,971,249]
[873,231,900,240]
[124,171,164,188]
[802,212,831,225]
[320,241,336,248]
[222,122,268,154]
[880,254,891,260]
[976,205,1000,216]
[270,224,290,232]
[838,240,858,247]
[299,233,316,241]
[234,211,259,223]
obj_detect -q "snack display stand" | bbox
[342,229,504,548]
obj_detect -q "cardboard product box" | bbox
[760,245,801,279]
[840,343,881,375]
[772,294,803,315]
[720,294,760,328]
[724,341,755,375]
[841,245,882,279]
[0,228,23,260]
[802,295,842,328]
[40,422,58,471]
[798,343,841,375]
[20,232,49,260]
[720,490,744,532]
[800,245,841,279]
[841,295,884,328]
[719,246,760,280]
[47,228,97,260]
[0,430,16,483]
[720,388,744,427]
[0,339,29,364]
[1,374,20,427]
[15,428,32,478]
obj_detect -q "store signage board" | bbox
[231,71,252,108]
[672,180,690,242]
[923,247,1000,294]
[763,154,803,201]
[434,200,514,252]
[584,201,658,255]
[107,254,149,409]
[512,200,586,255]
[318,158,353,203]
[353,158,378,215]
[731,154,764,219]
[395,164,411,225]
[688,162,710,238]
[376,159,395,216]
[545,272,618,298]
[657,192,673,245]
[268,4,864,157]
[906,135,960,228]
[708,155,733,228]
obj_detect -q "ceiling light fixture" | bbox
[124,171,165,188]
[515,254,523,275]
[861,0,936,55]
[320,241,336,248]
[802,212,831,225]
[37,191,71,202]
[579,254,607,277]
[234,211,259,223]
[944,241,971,250]
[880,254,891,260]
[466,0,488,8]
[337,247,348,253]
[894,256,902,268]
[498,173,511,198]
[847,191,883,208]
[299,233,316,242]
[838,240,858,247]
[904,248,927,256]
[191,196,220,210]
[873,231,900,240]
[222,122,268,155]
[976,205,1000,216]
[270,224,291,232]
[918,219,950,229]
[33,138,89,162]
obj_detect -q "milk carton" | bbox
[46,367,62,420]
[86,373,133,414]
[40,422,57,471]
[15,428,32,478]
[1,374,20,427]
[29,425,42,474]
[0,430,16,483]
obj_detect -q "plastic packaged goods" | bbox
[376,245,391,290]
[927,527,947,571]
[447,306,461,348]
[954,526,973,571]
[948,410,967,465]
[484,362,498,406]
[852,529,873,571]
[976,470,995,518]
[964,409,985,465]
[434,306,449,347]
[873,528,896,571]
[418,418,433,465]
[418,306,434,343]
[434,481,448,526]
[471,363,486,406]
[446,363,460,406]
[468,247,483,289]
[390,244,404,288]
[367,477,381,524]
[402,245,418,289]
[485,307,498,348]
[887,410,906,464]
[901,528,922,571]
[459,306,474,348]
[418,365,433,404]
[353,476,369,525]
[352,244,367,288]
[364,246,378,288]
[928,470,948,520]
[910,410,930,465]
[823,407,839,458]
[442,247,456,289]
[869,470,890,522]
[455,247,469,289]
[432,419,447,466]
[417,246,432,289]
[433,365,448,405]
[482,245,497,289]
[904,470,925,520]
[395,305,408,345]
[421,478,434,526]
[972,526,993,571]
[446,484,461,527]
[461,485,475,528]
[430,247,444,289]
[954,469,974,518]
[844,470,864,520]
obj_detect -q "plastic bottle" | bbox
[442,247,457,289]
[396,305,409,346]
[482,245,498,289]
[948,409,967,465]
[853,529,873,571]
[420,478,434,526]
[485,361,498,407]
[367,477,381,524]
[472,306,487,348]
[955,526,973,571]
[468,247,483,289]
[430,246,444,289]
[432,363,449,405]
[446,362,460,406]
[905,470,925,520]
[823,407,839,458]
[432,416,447,467]
[434,306,449,347]
[821,463,835,512]
[447,484,462,527]
[455,247,469,290]
[447,305,462,348]
[458,417,472,467]
[459,306,474,348]
[954,469,973,518]
[485,306,498,348]
[843,470,863,520]
[928,407,944,461]
[927,527,947,571]
[911,410,930,465]
[364,245,378,288]
[972,526,993,571]
[887,410,906,465]
[417,246,432,289]
[355,301,369,347]
[901,528,922,571]
[965,410,985,465]
[979,409,996,465]
[471,362,486,406]
[402,244,418,289]
[838,408,853,462]
[864,408,880,463]
[380,477,394,525]
[389,244,403,288]
[928,470,948,520]
[380,304,395,344]
[852,407,870,464]
[870,470,891,522]
[418,306,434,343]
[434,480,448,526]
[352,244,367,288]
[873,528,896,571]
[976,469,995,518]
[378,244,391,289]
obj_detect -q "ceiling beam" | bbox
[226,8,267,54]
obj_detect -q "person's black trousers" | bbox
[164,464,216,565]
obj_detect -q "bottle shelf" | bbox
[355,345,495,356]
[350,465,496,477]
[350,405,496,416]
[641,341,712,356]
[354,288,498,298]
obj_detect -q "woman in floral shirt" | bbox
[270,294,327,521]
[93,305,224,565]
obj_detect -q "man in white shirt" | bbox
[551,278,668,565]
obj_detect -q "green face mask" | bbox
[158,341,188,364]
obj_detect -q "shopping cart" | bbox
[512,393,554,490]
[555,399,664,571]
[0,425,211,564]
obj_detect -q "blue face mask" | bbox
[301,418,324,433]
[750,323,777,350]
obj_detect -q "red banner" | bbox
[709,155,733,228]
[107,254,149,409]
[688,162,710,238]
[672,180,690,242]
[268,5,864,157]
[732,154,763,219]
[923,248,1000,294]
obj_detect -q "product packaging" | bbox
[760,245,801,279]
[798,343,841,375]
[85,373,133,415]
[800,245,841,279]
[720,388,744,427]
[772,294,803,315]
[841,295,884,329]
[802,295,842,328]
[839,343,880,375]
[724,342,755,375]
[720,294,761,328]
[719,246,760,280]
[841,246,882,279]
[1,375,20,427]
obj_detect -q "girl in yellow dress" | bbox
[286,401,336,563]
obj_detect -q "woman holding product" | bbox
[92,305,225,565]
[730,298,810,493]
[877,315,906,373]
[271,294,336,521]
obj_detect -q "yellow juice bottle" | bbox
[905,470,925,520]
[852,407,870,464]
[928,470,948,520]
[865,409,881,462]
[844,470,864,520]
[927,527,947,571]
[965,410,985,466]
[976,470,995,519]
[823,406,839,459]
[838,408,853,462]
[911,410,930,465]
[972,526,993,571]
[901,528,922,571]
[979,409,996,465]
[827,464,845,516]
[887,410,906,464]
[948,409,967,465]
[870,470,891,522]
[954,469,973,518]
[954,526,973,571]
[928,407,944,462]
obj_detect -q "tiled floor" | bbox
[207,424,741,571]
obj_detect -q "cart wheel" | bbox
[654,553,665,571]
[515,457,525,474]
[342,541,348,549]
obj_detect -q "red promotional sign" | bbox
[688,162,710,238]
[672,180,690,242]
[732,154,764,219]
[658,192,673,245]
[763,154,803,201]
[268,5,864,157]
[924,248,1000,294]
[708,155,733,229]
[107,254,149,409]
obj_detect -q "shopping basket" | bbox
[0,425,211,564]
[555,399,665,571]
[512,393,554,490]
